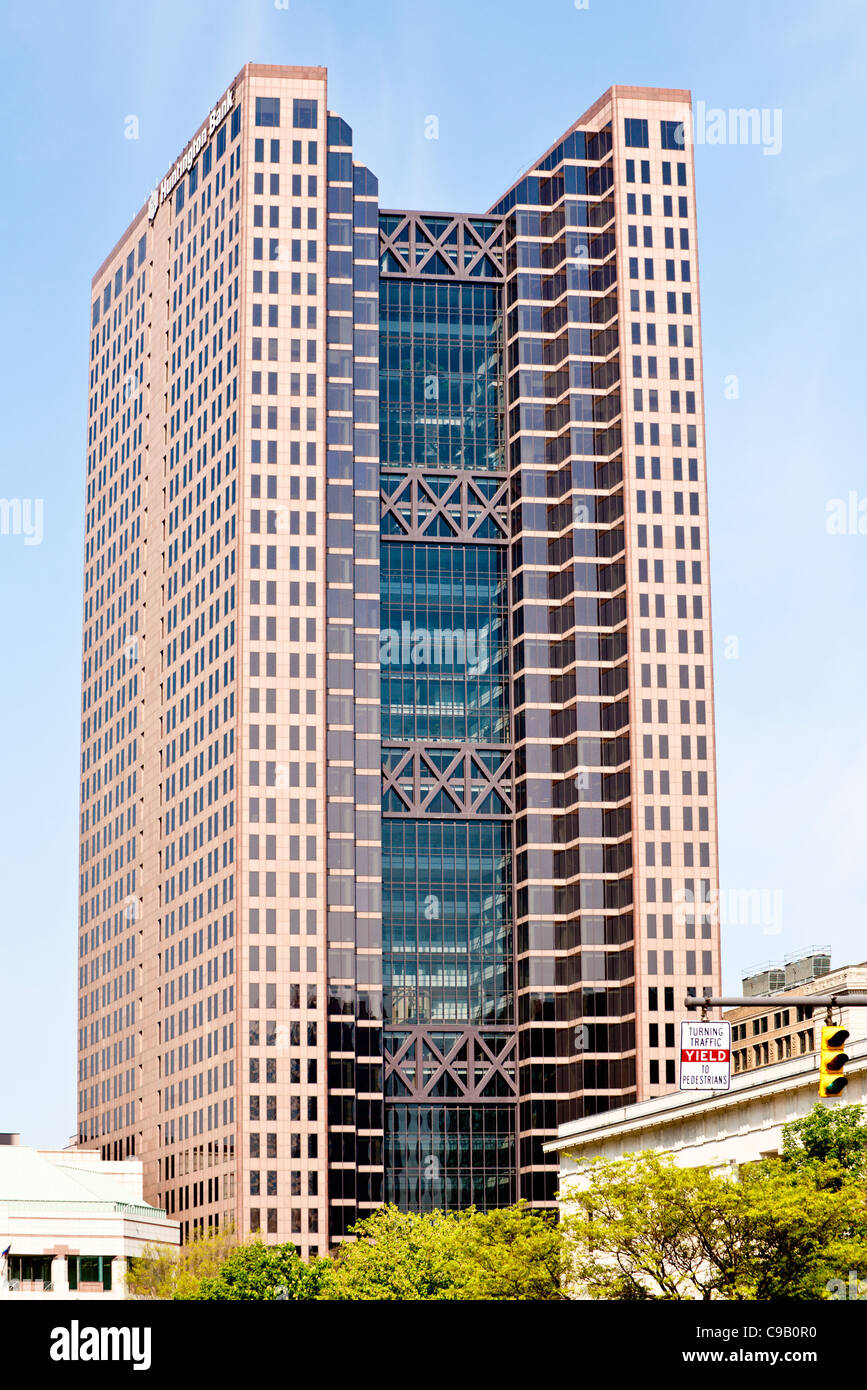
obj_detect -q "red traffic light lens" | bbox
[826,1054,849,1072]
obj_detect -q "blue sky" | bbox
[1,0,865,1146]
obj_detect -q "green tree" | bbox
[733,1160,867,1299]
[189,1240,331,1301]
[323,1202,564,1301]
[782,1101,867,1178]
[126,1226,237,1300]
[440,1203,564,1300]
[562,1150,867,1300]
[324,1207,457,1301]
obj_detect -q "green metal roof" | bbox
[0,1147,166,1219]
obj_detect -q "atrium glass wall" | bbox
[380,278,503,471]
[384,1104,515,1211]
[382,818,512,1025]
[380,542,509,743]
[378,217,517,1211]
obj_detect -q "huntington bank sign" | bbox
[148,87,234,220]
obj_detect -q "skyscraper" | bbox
[78,65,720,1253]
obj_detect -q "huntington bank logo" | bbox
[380,622,490,675]
[50,1321,152,1371]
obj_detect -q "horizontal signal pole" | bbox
[684,994,867,1010]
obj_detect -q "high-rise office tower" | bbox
[78,66,720,1251]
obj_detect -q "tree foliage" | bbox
[446,1202,564,1300]
[125,1226,237,1300]
[128,1127,867,1302]
[323,1207,455,1301]
[563,1150,867,1300]
[188,1240,331,1301]
[782,1101,867,1179]
[323,1202,565,1301]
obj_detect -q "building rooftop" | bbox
[0,1145,165,1218]
[741,945,833,996]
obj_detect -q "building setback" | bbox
[77,64,721,1251]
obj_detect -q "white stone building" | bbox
[0,1137,179,1299]
[545,1036,867,1186]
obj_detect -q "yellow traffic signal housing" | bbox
[819,1025,850,1096]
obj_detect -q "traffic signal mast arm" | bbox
[684,995,856,1098]
[684,994,867,1009]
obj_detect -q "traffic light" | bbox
[819,1025,850,1096]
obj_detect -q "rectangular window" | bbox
[67,1256,112,1292]
[624,117,649,147]
[660,119,686,150]
[255,97,280,127]
[293,98,318,129]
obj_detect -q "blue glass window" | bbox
[382,819,513,1025]
[293,98,318,129]
[384,1104,516,1211]
[255,97,280,127]
[379,543,508,743]
[624,117,649,148]
[379,277,503,470]
[660,119,686,150]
